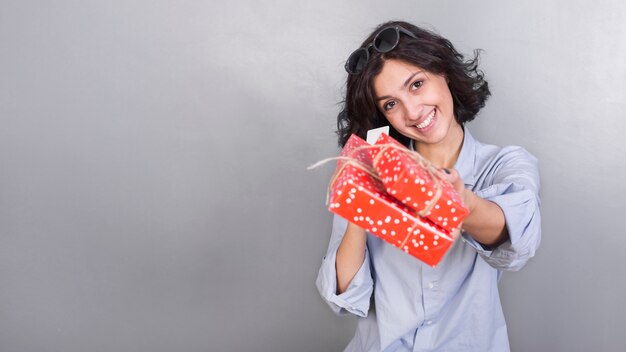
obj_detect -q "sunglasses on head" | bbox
[344,25,417,75]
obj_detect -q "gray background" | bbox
[1,0,625,351]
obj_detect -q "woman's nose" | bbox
[405,103,424,122]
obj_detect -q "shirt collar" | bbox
[454,126,477,188]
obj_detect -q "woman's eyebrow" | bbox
[402,71,423,88]
[376,95,391,102]
[376,71,425,102]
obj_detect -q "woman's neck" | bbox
[414,123,465,169]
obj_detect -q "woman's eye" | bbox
[411,80,423,89]
[383,101,396,111]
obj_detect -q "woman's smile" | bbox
[412,108,437,130]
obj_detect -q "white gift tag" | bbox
[366,126,389,145]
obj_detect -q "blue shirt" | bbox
[316,128,541,352]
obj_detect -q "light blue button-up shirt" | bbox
[316,128,541,352]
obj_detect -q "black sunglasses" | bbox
[344,26,417,75]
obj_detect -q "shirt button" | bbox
[426,320,433,325]
[427,282,435,289]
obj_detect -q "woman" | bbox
[316,20,541,351]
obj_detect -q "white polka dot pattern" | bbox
[373,133,469,232]
[328,134,455,267]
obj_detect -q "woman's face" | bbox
[372,59,458,146]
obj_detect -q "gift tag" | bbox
[366,126,389,145]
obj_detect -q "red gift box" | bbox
[328,134,455,267]
[372,133,469,231]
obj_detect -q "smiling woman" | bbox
[336,22,490,150]
[372,62,459,148]
[316,20,541,352]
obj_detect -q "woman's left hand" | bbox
[440,168,509,247]
[440,168,473,212]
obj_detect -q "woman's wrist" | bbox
[462,188,477,214]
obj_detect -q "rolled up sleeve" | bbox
[315,215,374,317]
[462,147,541,271]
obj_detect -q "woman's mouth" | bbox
[415,109,436,129]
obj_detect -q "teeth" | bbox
[416,110,436,129]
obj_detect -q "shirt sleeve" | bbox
[315,215,374,317]
[462,146,541,271]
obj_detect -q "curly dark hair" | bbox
[337,21,491,147]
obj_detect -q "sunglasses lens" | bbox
[346,48,369,74]
[374,27,399,52]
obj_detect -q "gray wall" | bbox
[1,0,625,351]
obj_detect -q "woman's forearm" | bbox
[335,222,367,294]
[461,190,509,247]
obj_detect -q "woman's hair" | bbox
[337,20,491,147]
